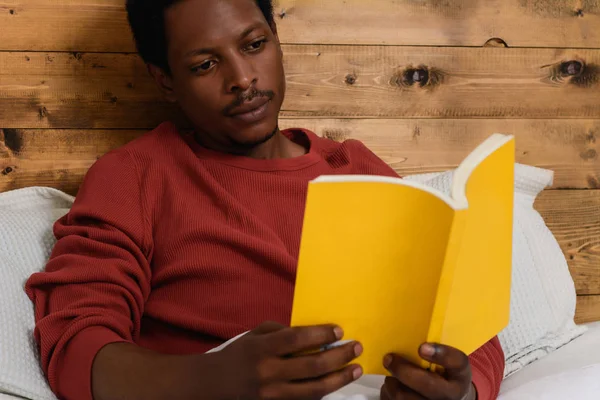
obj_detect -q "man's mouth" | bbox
[228,97,271,124]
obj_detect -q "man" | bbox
[25,1,505,399]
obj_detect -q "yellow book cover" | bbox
[290,133,515,376]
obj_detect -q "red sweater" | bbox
[26,122,504,400]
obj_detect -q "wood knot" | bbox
[390,65,446,90]
[278,9,286,18]
[484,38,508,48]
[9,9,15,15]
[586,131,597,144]
[25,56,30,61]
[560,60,584,77]
[1,166,14,175]
[2,129,22,153]
[72,52,83,61]
[406,68,429,85]
[345,74,357,85]
[587,175,600,188]
[127,82,135,89]
[547,59,598,88]
[413,126,421,140]
[581,149,597,161]
[38,106,48,119]
[575,9,584,17]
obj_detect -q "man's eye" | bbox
[191,60,215,73]
[246,39,267,52]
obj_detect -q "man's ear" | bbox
[147,64,177,103]
[270,21,283,59]
[269,20,279,38]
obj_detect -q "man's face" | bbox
[163,0,285,149]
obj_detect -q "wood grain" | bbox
[575,295,600,324]
[284,119,600,189]
[535,190,600,296]
[2,120,600,191]
[1,47,600,129]
[1,0,600,51]
[275,0,600,48]
[0,129,143,194]
[0,0,134,52]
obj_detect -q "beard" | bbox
[229,125,279,150]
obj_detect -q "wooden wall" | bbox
[1,0,599,322]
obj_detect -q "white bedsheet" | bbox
[1,323,598,400]
[498,322,600,399]
[328,322,600,399]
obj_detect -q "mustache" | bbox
[222,88,275,116]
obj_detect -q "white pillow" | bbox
[0,187,72,400]
[405,164,587,377]
[498,364,600,400]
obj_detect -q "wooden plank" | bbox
[1,47,600,128]
[1,1,600,52]
[275,0,600,48]
[0,0,135,53]
[575,295,600,324]
[2,120,600,191]
[0,129,143,194]
[284,119,600,190]
[536,190,600,296]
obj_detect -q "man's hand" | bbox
[380,343,477,400]
[217,321,364,400]
[92,321,362,400]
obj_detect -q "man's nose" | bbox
[225,55,256,93]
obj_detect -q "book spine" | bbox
[425,210,468,372]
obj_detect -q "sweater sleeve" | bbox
[469,336,505,400]
[25,149,153,400]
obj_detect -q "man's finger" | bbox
[419,343,471,380]
[382,377,427,400]
[260,364,361,400]
[384,354,452,399]
[276,341,362,380]
[251,321,287,335]
[266,325,343,356]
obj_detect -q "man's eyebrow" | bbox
[239,23,264,40]
[185,23,265,58]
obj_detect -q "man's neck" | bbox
[245,131,307,160]
[195,130,308,160]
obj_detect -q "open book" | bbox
[290,133,515,375]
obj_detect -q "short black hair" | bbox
[126,0,275,73]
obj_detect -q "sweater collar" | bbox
[181,125,323,172]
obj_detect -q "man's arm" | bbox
[469,336,505,400]
[25,149,153,400]
[91,342,218,400]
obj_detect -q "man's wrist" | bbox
[460,382,477,400]
[466,382,478,400]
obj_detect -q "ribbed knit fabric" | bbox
[25,121,504,400]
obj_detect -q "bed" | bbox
[1,324,597,400]
[1,1,599,399]
[332,322,600,400]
